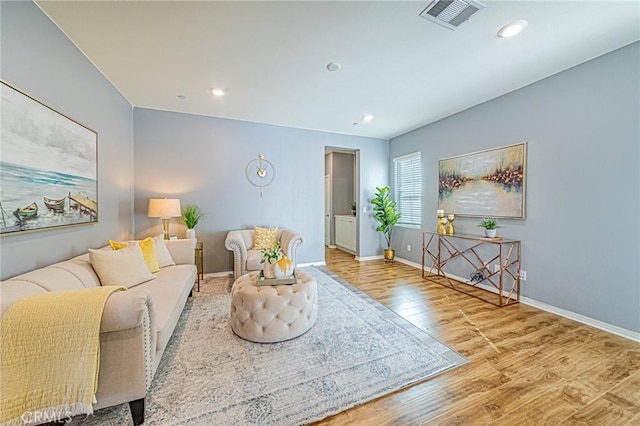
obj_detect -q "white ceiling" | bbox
[36,1,639,140]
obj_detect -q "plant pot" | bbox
[263,261,276,279]
[485,229,497,238]
[185,228,196,239]
[384,249,395,260]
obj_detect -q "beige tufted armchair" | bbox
[224,228,304,279]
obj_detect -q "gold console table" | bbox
[422,232,521,307]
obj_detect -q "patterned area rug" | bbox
[72,267,466,425]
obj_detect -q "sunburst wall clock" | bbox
[245,154,275,198]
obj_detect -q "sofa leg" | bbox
[129,398,145,425]
[189,289,193,297]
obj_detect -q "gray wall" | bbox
[133,108,388,273]
[0,1,134,279]
[331,152,355,217]
[390,42,640,333]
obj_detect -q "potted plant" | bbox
[350,201,357,216]
[182,204,204,239]
[478,217,499,238]
[371,186,401,260]
[260,241,282,279]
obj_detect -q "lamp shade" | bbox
[148,198,182,218]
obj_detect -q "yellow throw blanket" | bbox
[0,286,125,425]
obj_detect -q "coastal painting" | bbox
[0,81,98,236]
[438,143,526,218]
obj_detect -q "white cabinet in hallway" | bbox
[335,215,356,252]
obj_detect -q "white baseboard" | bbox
[203,263,326,278]
[356,255,384,261]
[325,245,337,249]
[395,257,640,343]
[394,257,423,269]
[203,271,232,278]
[519,296,640,342]
[439,271,516,299]
[299,261,326,267]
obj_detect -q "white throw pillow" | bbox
[89,244,156,288]
[153,234,175,268]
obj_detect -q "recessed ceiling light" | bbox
[326,62,341,72]
[211,88,225,97]
[497,20,528,38]
[362,114,374,122]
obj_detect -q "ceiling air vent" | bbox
[419,0,486,31]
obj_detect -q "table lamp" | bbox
[148,198,182,240]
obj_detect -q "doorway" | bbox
[324,175,332,247]
[324,148,359,255]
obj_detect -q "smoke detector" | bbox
[419,0,486,31]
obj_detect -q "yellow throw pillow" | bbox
[108,240,128,250]
[108,237,160,273]
[254,226,278,250]
[138,237,160,273]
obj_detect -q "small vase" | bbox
[275,255,294,278]
[485,229,497,238]
[263,261,276,279]
[185,228,196,239]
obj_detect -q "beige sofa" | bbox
[0,238,197,425]
[225,228,303,279]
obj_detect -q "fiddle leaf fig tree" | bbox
[371,186,401,250]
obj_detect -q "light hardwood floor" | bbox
[317,247,640,425]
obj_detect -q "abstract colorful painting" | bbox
[438,143,526,218]
[0,80,98,236]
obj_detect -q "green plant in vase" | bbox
[181,204,204,239]
[478,217,499,238]
[371,186,401,260]
[260,241,282,279]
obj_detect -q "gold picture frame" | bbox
[438,142,526,219]
[0,80,98,236]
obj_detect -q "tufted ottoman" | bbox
[230,271,318,343]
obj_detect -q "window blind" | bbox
[393,152,422,228]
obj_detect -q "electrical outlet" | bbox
[406,244,411,252]
[519,270,527,281]
[494,264,500,273]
